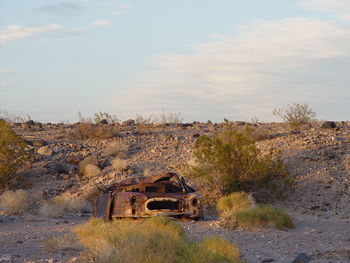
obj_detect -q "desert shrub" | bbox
[103,141,128,157]
[0,110,31,123]
[83,164,102,178]
[0,120,28,189]
[69,123,116,140]
[111,157,129,173]
[185,128,289,197]
[273,103,316,129]
[75,217,244,263]
[233,205,294,230]
[159,110,183,124]
[217,192,256,214]
[40,193,91,217]
[93,112,120,124]
[135,114,156,125]
[0,190,40,215]
[79,156,99,175]
[43,233,82,252]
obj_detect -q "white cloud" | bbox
[0,69,14,74]
[0,24,61,45]
[111,17,350,121]
[89,20,110,27]
[299,0,350,21]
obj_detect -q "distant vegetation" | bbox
[0,110,31,123]
[0,120,28,189]
[273,103,316,129]
[75,217,244,263]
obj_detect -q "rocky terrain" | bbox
[1,120,350,263]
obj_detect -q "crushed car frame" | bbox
[93,173,204,220]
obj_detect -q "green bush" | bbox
[75,217,244,263]
[185,128,289,197]
[217,192,255,214]
[233,205,294,230]
[273,103,316,129]
[0,120,27,189]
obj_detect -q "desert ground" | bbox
[1,120,350,263]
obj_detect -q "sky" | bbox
[0,0,349,123]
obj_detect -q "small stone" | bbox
[321,121,337,129]
[0,254,11,262]
[292,253,311,263]
[261,259,275,262]
[37,146,53,156]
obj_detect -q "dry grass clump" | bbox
[43,233,82,252]
[111,157,129,173]
[75,217,244,263]
[0,190,40,215]
[234,205,294,230]
[217,193,294,230]
[217,192,256,214]
[69,123,116,140]
[103,141,128,157]
[79,156,101,177]
[40,193,91,217]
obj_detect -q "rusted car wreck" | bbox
[93,173,203,220]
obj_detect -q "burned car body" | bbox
[93,173,203,220]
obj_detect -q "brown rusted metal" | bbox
[92,173,204,220]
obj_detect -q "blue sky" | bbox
[0,0,349,122]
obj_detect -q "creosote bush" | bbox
[184,128,290,199]
[217,192,256,214]
[75,216,244,263]
[0,120,28,189]
[273,103,316,129]
[0,190,40,215]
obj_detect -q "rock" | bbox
[100,119,108,125]
[235,121,246,126]
[261,259,275,262]
[321,121,337,129]
[0,254,11,262]
[192,133,200,138]
[37,146,53,156]
[122,119,135,126]
[55,163,76,174]
[33,139,47,147]
[292,253,311,263]
[21,120,34,129]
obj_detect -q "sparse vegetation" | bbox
[93,112,120,124]
[0,190,40,215]
[43,233,82,253]
[79,156,99,175]
[234,205,294,230]
[0,120,28,189]
[217,193,294,230]
[273,103,316,129]
[184,128,289,198]
[69,123,116,140]
[217,192,256,214]
[40,193,91,217]
[103,141,128,157]
[159,110,183,124]
[0,110,31,123]
[111,157,129,173]
[75,216,244,263]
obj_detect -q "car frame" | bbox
[92,173,203,220]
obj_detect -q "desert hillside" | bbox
[1,120,350,263]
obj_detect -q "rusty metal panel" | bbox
[93,192,112,219]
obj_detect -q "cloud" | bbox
[89,20,110,27]
[298,0,350,21]
[111,17,350,121]
[0,24,61,45]
[0,69,14,75]
[39,2,82,16]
